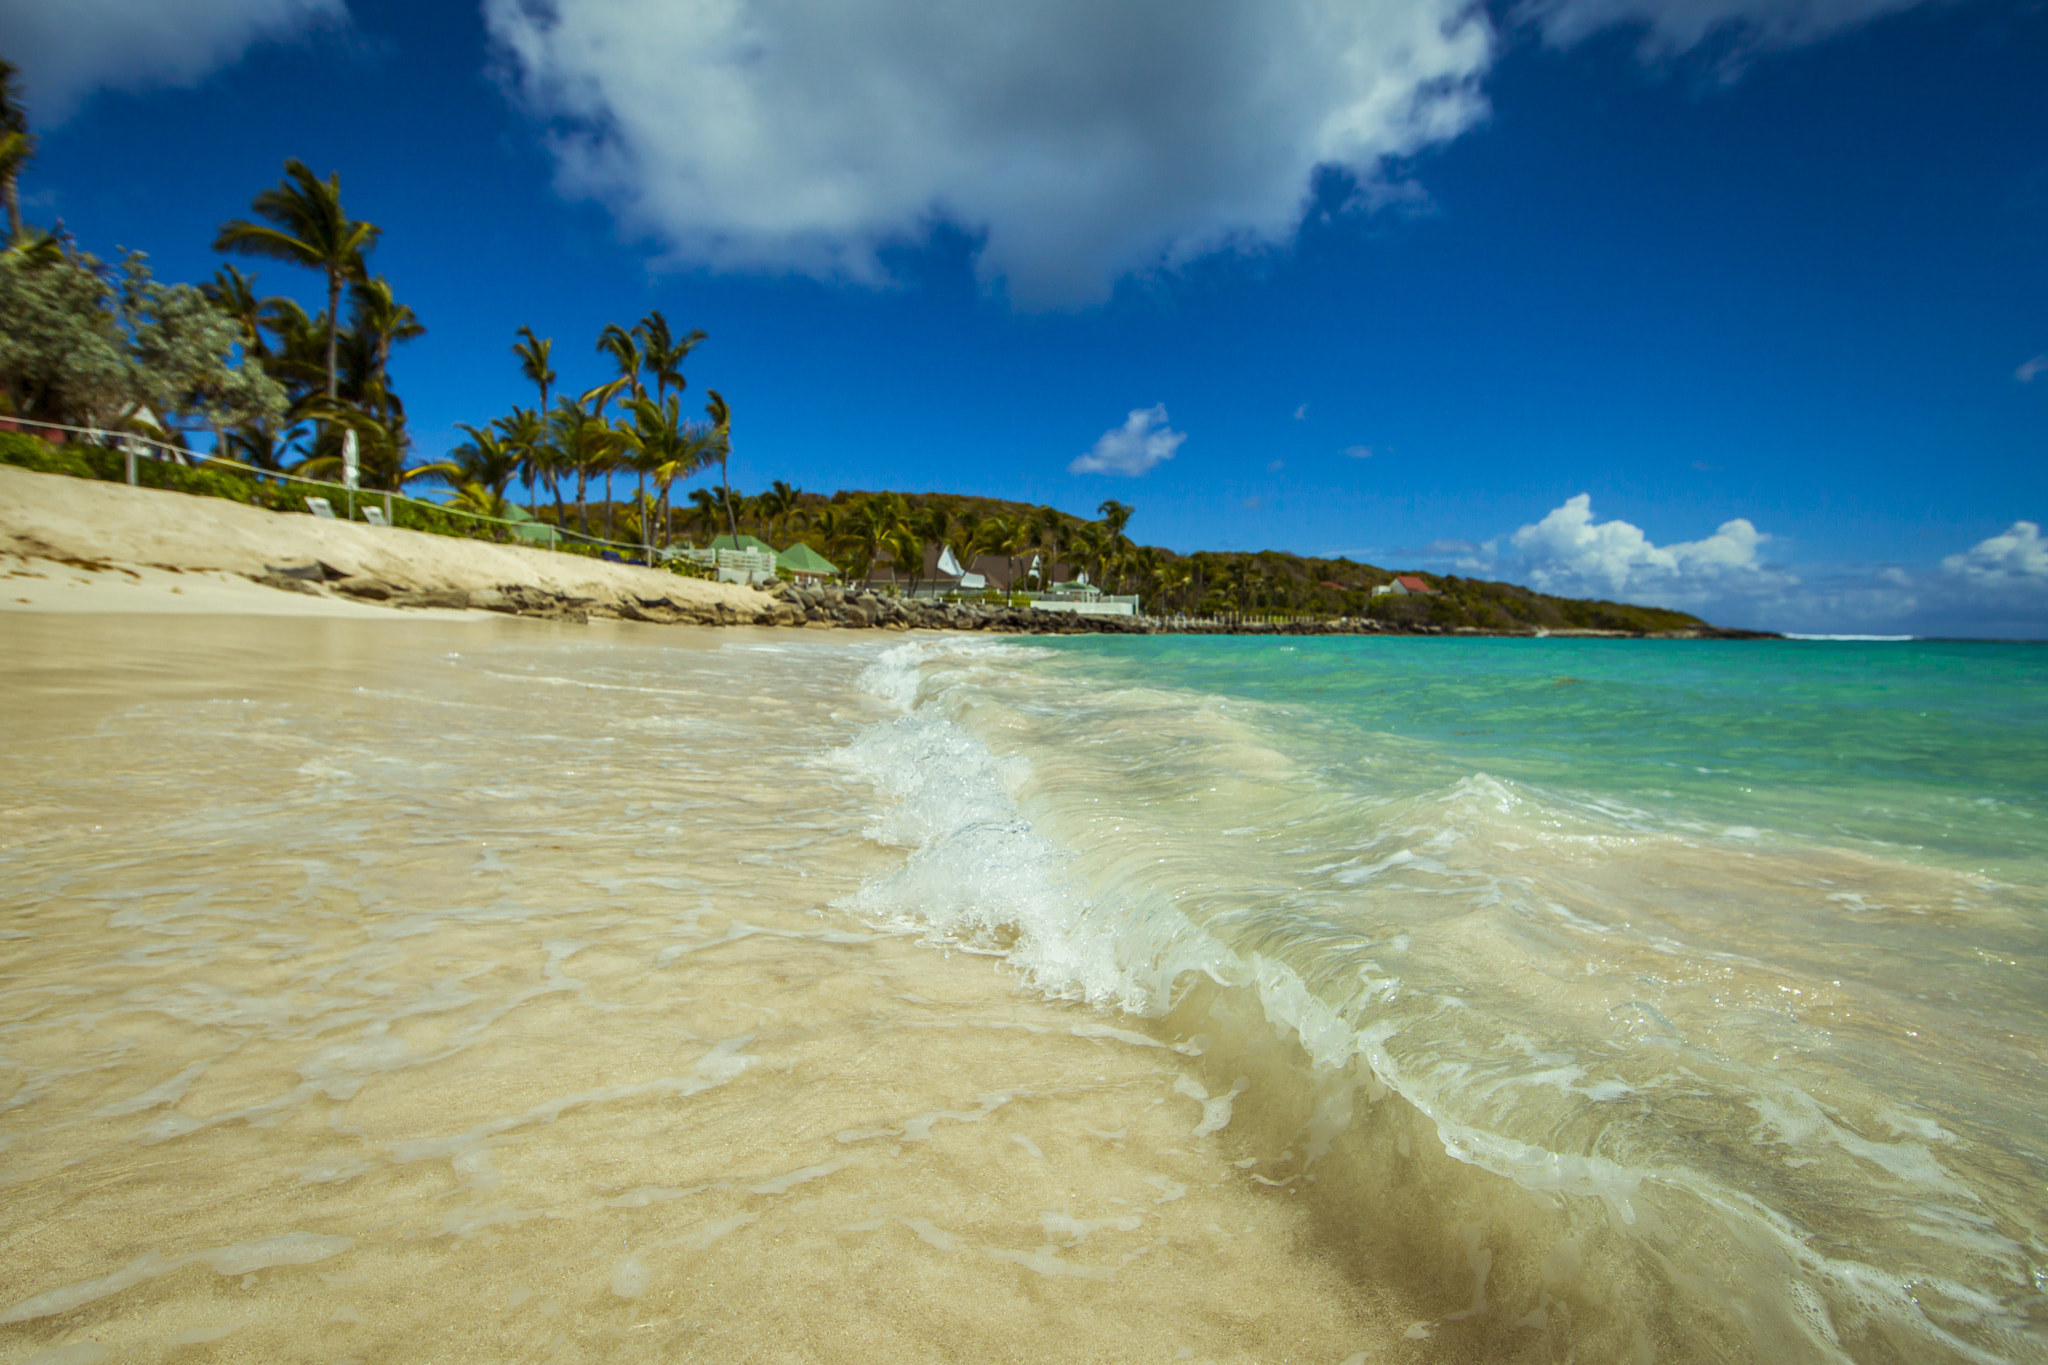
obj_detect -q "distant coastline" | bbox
[0,460,1779,638]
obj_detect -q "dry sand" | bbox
[0,464,775,620]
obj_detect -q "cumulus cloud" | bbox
[1070,405,1186,477]
[1516,0,1947,59]
[1401,498,2048,636]
[1942,521,2048,586]
[484,0,1493,307]
[0,0,344,119]
[1488,493,1794,607]
[2017,356,2048,384]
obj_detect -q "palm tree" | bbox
[349,276,424,399]
[1096,498,1135,592]
[202,266,273,359]
[1068,523,1106,589]
[547,394,614,536]
[635,311,707,407]
[513,327,554,417]
[445,424,521,526]
[214,160,380,404]
[685,486,722,542]
[702,389,737,540]
[494,406,548,517]
[0,58,34,242]
[1032,505,1067,591]
[884,527,925,595]
[296,401,433,494]
[756,480,803,546]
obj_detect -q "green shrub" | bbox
[0,430,97,479]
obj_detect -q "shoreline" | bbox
[1,463,1775,638]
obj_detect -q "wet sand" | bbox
[0,614,1420,1365]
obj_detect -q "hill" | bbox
[800,489,1722,635]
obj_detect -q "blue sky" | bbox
[4,0,2044,634]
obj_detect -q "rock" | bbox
[333,579,395,601]
[256,573,325,596]
[263,560,347,582]
[393,588,469,610]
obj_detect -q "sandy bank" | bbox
[0,464,780,623]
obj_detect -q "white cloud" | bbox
[1402,498,2048,636]
[1941,521,2048,586]
[1517,0,1947,59]
[1267,459,1286,473]
[0,0,344,120]
[2017,356,2048,384]
[484,0,1493,308]
[1070,404,1186,477]
[1344,444,1374,459]
[1293,404,1308,421]
[1472,493,1796,609]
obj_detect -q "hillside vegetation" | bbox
[809,489,1710,634]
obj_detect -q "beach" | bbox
[0,612,1452,1365]
[2,481,2044,1364]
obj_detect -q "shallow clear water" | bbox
[855,634,2048,1364]
[4,620,2043,1364]
[0,617,1420,1365]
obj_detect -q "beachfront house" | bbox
[1372,575,1440,597]
[775,542,839,583]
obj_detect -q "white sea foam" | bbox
[830,635,2047,1365]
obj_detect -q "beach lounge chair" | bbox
[305,496,334,519]
[362,506,389,527]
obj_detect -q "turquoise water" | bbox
[1028,637,2048,876]
[848,636,2048,1364]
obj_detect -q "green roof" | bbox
[710,533,777,553]
[775,542,839,575]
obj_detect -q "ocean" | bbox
[856,634,2048,1364]
[1,618,2041,1363]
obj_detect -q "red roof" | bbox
[1395,575,1437,593]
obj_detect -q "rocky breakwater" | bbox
[762,580,1149,633]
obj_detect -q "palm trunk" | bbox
[324,270,341,400]
[721,453,738,539]
[4,170,21,241]
[576,468,588,534]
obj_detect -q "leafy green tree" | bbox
[0,248,284,437]
[121,256,289,441]
[0,251,132,424]
[214,159,380,404]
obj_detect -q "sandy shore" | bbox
[0,465,778,623]
[0,613,1431,1365]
